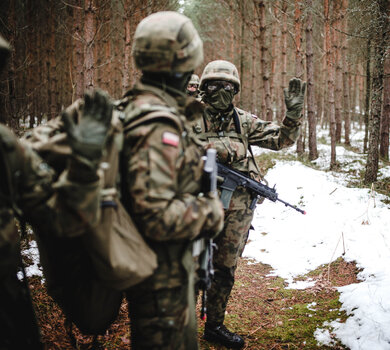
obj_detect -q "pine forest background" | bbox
[0,0,389,183]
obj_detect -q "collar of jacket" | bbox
[204,104,235,128]
[134,80,188,113]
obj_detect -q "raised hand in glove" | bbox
[284,78,306,120]
[62,88,113,167]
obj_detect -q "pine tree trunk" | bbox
[239,0,245,109]
[73,0,84,101]
[363,39,371,153]
[325,0,337,168]
[48,0,57,119]
[84,0,96,90]
[380,52,390,160]
[271,1,279,121]
[122,0,132,95]
[364,0,389,184]
[342,0,350,145]
[258,1,272,121]
[334,1,343,143]
[295,0,305,154]
[280,0,288,120]
[251,20,257,114]
[305,0,318,160]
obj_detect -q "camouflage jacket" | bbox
[191,105,302,209]
[0,123,101,275]
[121,82,217,243]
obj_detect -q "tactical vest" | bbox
[192,107,262,181]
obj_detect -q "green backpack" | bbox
[24,98,157,335]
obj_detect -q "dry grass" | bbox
[29,256,360,349]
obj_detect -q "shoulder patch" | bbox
[162,131,180,147]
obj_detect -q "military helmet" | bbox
[132,11,203,73]
[189,74,200,85]
[199,60,240,92]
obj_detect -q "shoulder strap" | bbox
[232,109,242,134]
[122,102,183,134]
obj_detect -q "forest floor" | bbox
[30,255,360,349]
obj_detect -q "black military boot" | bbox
[203,323,245,349]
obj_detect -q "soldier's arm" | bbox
[247,113,302,151]
[248,78,306,150]
[123,122,221,242]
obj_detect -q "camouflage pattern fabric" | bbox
[0,124,50,349]
[191,104,302,326]
[206,207,254,326]
[132,11,203,73]
[193,105,302,209]
[0,121,102,348]
[122,82,222,350]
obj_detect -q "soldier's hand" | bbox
[201,193,224,239]
[62,88,113,164]
[284,78,306,120]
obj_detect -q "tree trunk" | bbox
[363,39,371,153]
[364,0,389,184]
[48,0,57,119]
[325,0,337,168]
[380,52,390,160]
[334,1,343,143]
[280,0,288,120]
[73,0,84,101]
[305,0,318,160]
[270,1,279,121]
[239,0,245,109]
[341,0,350,145]
[122,0,132,95]
[250,21,257,114]
[295,0,305,154]
[258,1,272,121]
[84,0,96,90]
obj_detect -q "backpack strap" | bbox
[122,102,183,135]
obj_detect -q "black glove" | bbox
[62,88,113,166]
[284,78,307,120]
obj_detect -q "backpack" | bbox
[25,98,158,335]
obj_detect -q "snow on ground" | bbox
[22,125,390,349]
[245,128,390,349]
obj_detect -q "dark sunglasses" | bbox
[205,80,235,93]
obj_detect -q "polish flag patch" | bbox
[162,131,180,147]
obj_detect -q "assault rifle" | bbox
[217,162,306,214]
[193,148,218,321]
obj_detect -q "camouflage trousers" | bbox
[125,244,198,350]
[205,206,254,326]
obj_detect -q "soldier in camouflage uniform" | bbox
[0,34,112,349]
[191,60,306,348]
[186,74,200,98]
[121,12,224,350]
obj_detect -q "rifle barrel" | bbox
[277,198,306,215]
